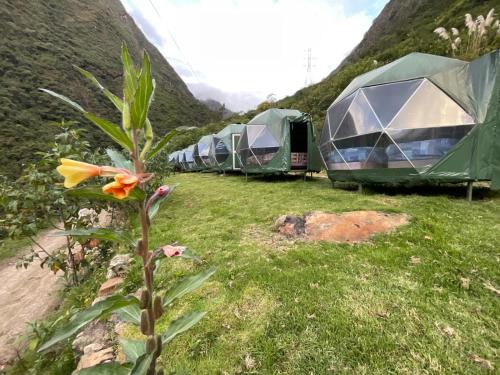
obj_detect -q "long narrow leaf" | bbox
[84,112,133,151]
[38,295,139,352]
[66,186,144,202]
[116,304,141,325]
[162,311,207,345]
[131,353,153,375]
[131,51,154,129]
[146,130,177,160]
[50,228,136,247]
[119,338,145,363]
[39,88,84,112]
[74,65,123,111]
[163,267,216,307]
[121,43,137,102]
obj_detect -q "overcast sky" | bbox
[120,0,388,112]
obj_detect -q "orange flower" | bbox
[56,158,123,188]
[102,173,139,199]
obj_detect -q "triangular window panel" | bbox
[327,92,355,138]
[362,79,422,127]
[333,91,383,140]
[388,79,475,130]
[320,117,331,144]
[247,125,265,146]
[363,133,414,169]
[251,127,280,149]
[320,142,349,171]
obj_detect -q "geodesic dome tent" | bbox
[181,145,198,171]
[168,151,180,168]
[193,135,214,170]
[319,51,500,187]
[208,123,246,171]
[236,108,322,174]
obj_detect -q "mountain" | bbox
[0,0,217,177]
[201,99,235,119]
[276,0,500,126]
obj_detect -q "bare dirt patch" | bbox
[275,211,409,243]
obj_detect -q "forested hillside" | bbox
[0,0,217,177]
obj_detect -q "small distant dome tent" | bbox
[181,145,198,171]
[168,151,181,170]
[193,135,214,170]
[319,51,500,188]
[208,123,246,171]
[236,108,322,174]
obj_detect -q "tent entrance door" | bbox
[232,134,241,170]
[290,121,308,170]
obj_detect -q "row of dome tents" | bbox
[169,50,499,194]
[169,109,323,174]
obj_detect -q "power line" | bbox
[147,0,201,84]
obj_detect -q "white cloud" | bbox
[121,0,383,111]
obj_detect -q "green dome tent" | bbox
[208,123,246,172]
[168,151,181,169]
[236,108,322,174]
[319,50,500,189]
[193,135,214,170]
[181,144,199,171]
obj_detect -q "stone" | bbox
[106,254,133,279]
[72,321,110,358]
[273,211,408,243]
[83,342,105,354]
[98,277,124,296]
[76,347,114,371]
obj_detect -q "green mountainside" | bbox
[0,0,217,177]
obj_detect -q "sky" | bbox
[120,0,388,112]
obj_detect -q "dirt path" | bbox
[0,229,67,369]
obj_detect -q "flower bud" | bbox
[157,369,165,375]
[140,310,150,335]
[140,289,150,309]
[154,335,162,357]
[153,295,163,319]
[146,337,156,354]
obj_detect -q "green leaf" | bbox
[146,130,177,160]
[38,295,139,352]
[106,149,134,171]
[122,43,137,103]
[84,112,133,151]
[119,338,145,363]
[148,184,178,220]
[50,228,136,247]
[131,353,153,375]
[39,88,84,112]
[162,311,207,345]
[74,362,131,375]
[163,267,216,307]
[131,51,154,129]
[116,304,141,325]
[179,248,202,262]
[74,65,124,111]
[66,186,145,202]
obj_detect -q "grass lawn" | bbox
[119,173,500,374]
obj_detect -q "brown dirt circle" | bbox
[274,211,409,243]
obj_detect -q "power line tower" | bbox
[304,48,314,87]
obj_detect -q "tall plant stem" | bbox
[65,236,78,285]
[132,129,157,373]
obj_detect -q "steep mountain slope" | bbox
[0,0,217,177]
[277,0,500,126]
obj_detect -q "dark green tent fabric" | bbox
[236,108,322,174]
[320,51,500,188]
[208,123,246,171]
[193,135,214,170]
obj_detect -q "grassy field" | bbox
[116,173,500,374]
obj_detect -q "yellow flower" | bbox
[56,159,102,188]
[102,173,139,199]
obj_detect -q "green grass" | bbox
[119,173,500,374]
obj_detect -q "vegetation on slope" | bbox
[0,0,217,177]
